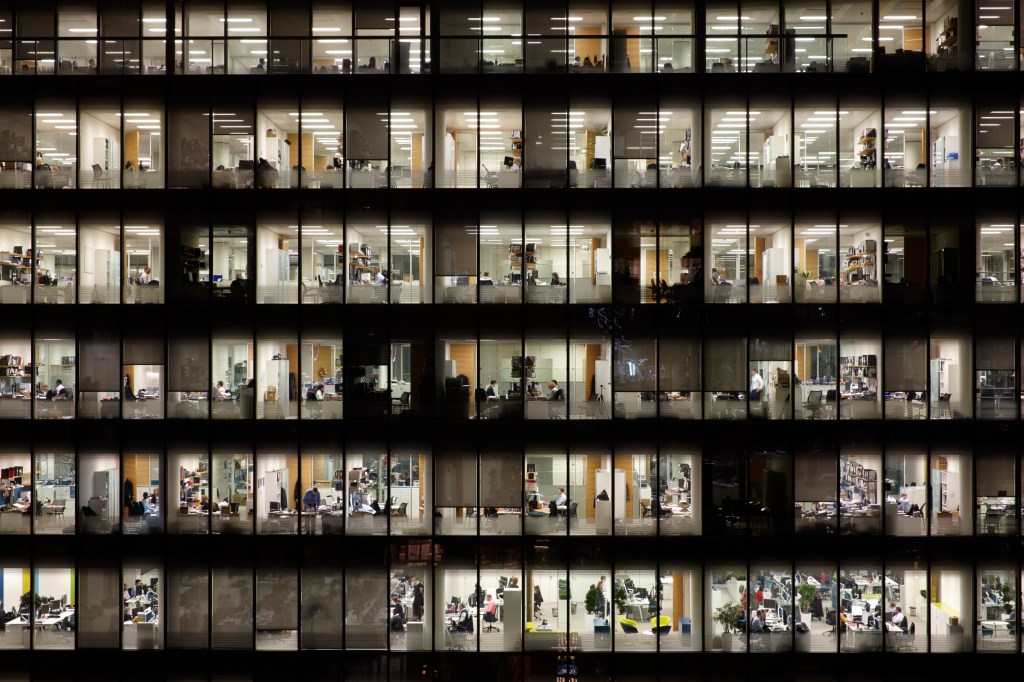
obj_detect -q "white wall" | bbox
[3,568,26,612]
[35,568,72,603]
[78,229,119,289]
[79,113,119,172]
[79,454,119,505]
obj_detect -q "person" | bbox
[550,272,562,285]
[749,609,765,633]
[124,605,135,623]
[139,266,153,284]
[255,57,266,71]
[412,583,424,620]
[131,579,145,598]
[124,160,135,172]
[229,276,246,299]
[594,577,606,618]
[897,492,911,513]
[554,487,567,507]
[749,368,764,401]
[124,374,136,401]
[483,593,499,624]
[315,384,325,400]
[890,606,906,630]
[390,595,405,631]
[54,379,67,398]
[486,379,498,397]
[546,380,562,400]
[479,271,494,284]
[302,486,321,511]
[754,584,764,604]
[200,494,210,512]
[455,601,473,633]
[370,267,386,285]
[215,381,228,398]
[141,492,152,514]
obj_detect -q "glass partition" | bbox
[169,449,209,534]
[122,452,161,535]
[33,452,75,534]
[210,451,253,535]
[122,563,161,649]
[79,452,119,534]
[211,335,253,419]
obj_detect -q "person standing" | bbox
[412,583,424,621]
[749,368,764,401]
[302,486,321,511]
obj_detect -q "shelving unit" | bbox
[842,239,876,284]
[840,460,877,504]
[180,245,206,284]
[510,133,522,167]
[0,248,41,284]
[509,243,538,278]
[857,128,877,168]
[348,243,376,282]
[840,354,877,395]
[0,357,31,397]
[764,24,779,62]
[937,17,957,52]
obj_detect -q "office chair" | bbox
[618,618,639,634]
[92,164,110,189]
[803,390,823,419]
[482,611,500,632]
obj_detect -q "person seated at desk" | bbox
[479,272,494,285]
[200,495,211,512]
[550,272,563,286]
[897,492,911,514]
[486,380,498,397]
[749,609,766,633]
[141,492,154,514]
[545,380,563,401]
[53,379,68,399]
[455,601,473,633]
[482,593,499,624]
[370,267,386,285]
[123,606,135,623]
[390,595,406,631]
[890,606,906,631]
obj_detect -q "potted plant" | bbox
[713,602,740,651]
[613,584,629,616]
[584,585,598,617]
[798,583,819,616]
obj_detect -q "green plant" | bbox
[920,589,927,601]
[614,585,629,615]
[584,585,598,615]
[798,583,819,612]
[714,602,741,633]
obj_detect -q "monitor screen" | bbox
[237,159,254,171]
[213,274,223,283]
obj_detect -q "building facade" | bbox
[1,0,1024,680]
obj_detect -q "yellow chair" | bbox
[525,622,536,633]
[619,617,639,634]
[651,615,671,635]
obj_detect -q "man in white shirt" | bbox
[554,488,567,507]
[749,368,764,401]
[890,606,906,630]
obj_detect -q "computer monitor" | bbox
[761,598,778,612]
[213,274,223,283]
[499,577,509,588]
[237,159,254,171]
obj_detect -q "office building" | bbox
[0,0,1022,679]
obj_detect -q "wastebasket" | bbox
[678,617,691,634]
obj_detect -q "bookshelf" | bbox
[840,354,877,396]
[841,460,877,504]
